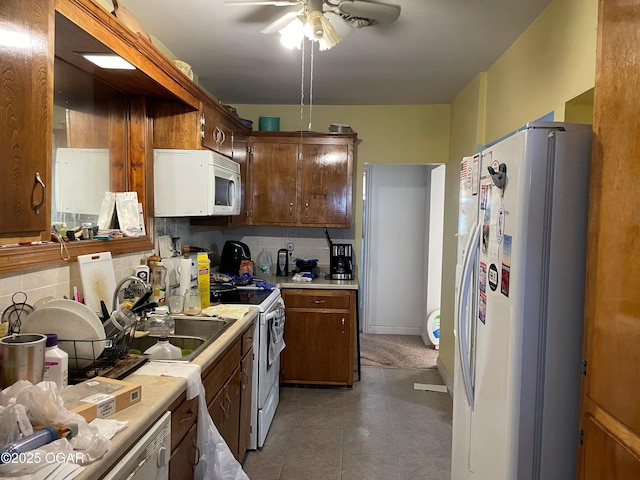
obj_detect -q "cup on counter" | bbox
[183,288,202,316]
[0,334,47,388]
[168,295,185,314]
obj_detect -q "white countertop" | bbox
[258,273,359,290]
[76,308,259,480]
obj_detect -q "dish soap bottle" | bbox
[257,248,273,275]
[43,334,68,389]
[144,337,182,360]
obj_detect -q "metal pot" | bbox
[0,334,47,388]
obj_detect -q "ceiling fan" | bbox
[224,0,401,50]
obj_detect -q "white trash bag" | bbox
[0,380,109,477]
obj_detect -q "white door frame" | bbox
[361,164,373,333]
[361,163,446,335]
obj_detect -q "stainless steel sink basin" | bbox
[130,316,236,362]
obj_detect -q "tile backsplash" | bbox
[0,252,151,316]
[0,223,356,317]
[154,218,357,271]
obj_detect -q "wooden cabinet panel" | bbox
[0,0,53,236]
[583,414,640,480]
[201,104,233,157]
[250,141,299,224]
[247,132,355,227]
[169,393,198,453]
[169,421,198,479]
[153,99,201,149]
[299,143,352,226]
[283,290,352,309]
[208,368,241,459]
[282,310,351,384]
[153,100,244,159]
[281,289,356,386]
[229,134,251,226]
[202,340,241,405]
[579,1,640,478]
[238,348,254,460]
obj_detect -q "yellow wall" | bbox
[483,0,598,142]
[439,0,597,378]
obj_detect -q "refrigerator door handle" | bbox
[457,222,480,408]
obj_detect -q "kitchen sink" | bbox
[129,316,236,362]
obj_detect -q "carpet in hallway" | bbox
[360,333,438,369]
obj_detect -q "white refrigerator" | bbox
[451,122,592,480]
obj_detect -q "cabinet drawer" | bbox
[203,340,241,405]
[241,323,254,356]
[170,394,198,453]
[283,290,351,310]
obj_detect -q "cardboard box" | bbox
[61,377,142,422]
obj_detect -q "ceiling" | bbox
[120,0,553,106]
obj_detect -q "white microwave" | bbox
[154,149,241,217]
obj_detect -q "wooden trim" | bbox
[55,0,200,108]
[0,237,153,275]
[582,396,640,462]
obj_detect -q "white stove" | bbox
[222,287,284,450]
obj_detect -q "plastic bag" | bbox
[194,382,248,480]
[0,380,110,477]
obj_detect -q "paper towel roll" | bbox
[178,258,192,296]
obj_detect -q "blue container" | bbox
[258,116,280,131]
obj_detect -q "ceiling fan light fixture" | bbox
[277,9,341,51]
[278,17,304,49]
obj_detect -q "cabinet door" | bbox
[250,141,298,224]
[202,104,233,158]
[229,134,251,226]
[238,350,254,460]
[299,142,352,227]
[0,0,53,235]
[282,310,351,384]
[169,421,198,479]
[208,368,241,459]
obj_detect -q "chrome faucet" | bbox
[112,275,150,312]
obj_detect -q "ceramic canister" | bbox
[258,116,280,131]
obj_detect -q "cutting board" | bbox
[78,252,117,315]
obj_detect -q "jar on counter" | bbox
[147,306,175,336]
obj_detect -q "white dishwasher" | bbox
[103,411,171,480]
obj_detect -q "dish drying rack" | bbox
[60,319,144,383]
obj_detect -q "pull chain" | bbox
[300,38,305,135]
[308,41,314,131]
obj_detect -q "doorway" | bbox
[361,164,445,344]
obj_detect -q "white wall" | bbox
[364,164,431,335]
[422,165,446,344]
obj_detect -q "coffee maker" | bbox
[324,228,353,280]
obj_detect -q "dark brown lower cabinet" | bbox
[281,289,356,387]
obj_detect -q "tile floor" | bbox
[242,367,453,480]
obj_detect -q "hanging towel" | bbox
[268,306,286,366]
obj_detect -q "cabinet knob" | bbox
[341,317,345,333]
[311,299,325,304]
[289,202,293,215]
[305,202,309,217]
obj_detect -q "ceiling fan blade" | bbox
[336,0,401,25]
[224,1,301,6]
[260,10,304,34]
